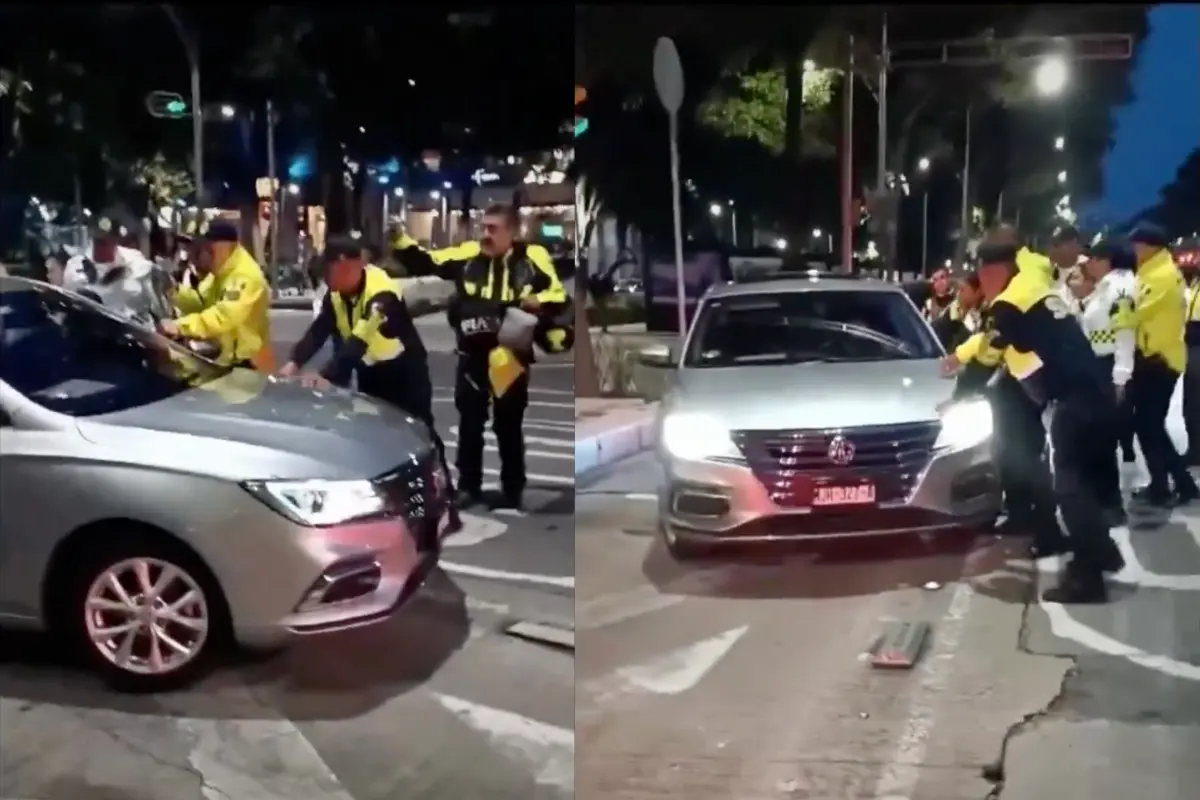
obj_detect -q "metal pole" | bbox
[921,191,929,273]
[840,34,856,272]
[876,15,889,196]
[190,64,203,207]
[266,99,278,280]
[731,206,738,247]
[163,7,204,207]
[668,111,687,342]
[997,190,1005,222]
[958,103,972,262]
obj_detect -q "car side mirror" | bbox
[638,344,677,368]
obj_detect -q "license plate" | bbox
[813,483,876,506]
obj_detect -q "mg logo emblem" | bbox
[827,435,856,466]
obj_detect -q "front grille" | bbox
[374,452,441,524]
[732,421,940,508]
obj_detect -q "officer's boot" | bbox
[1041,561,1109,604]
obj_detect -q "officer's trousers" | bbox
[1050,393,1121,575]
[991,374,1055,530]
[358,365,456,506]
[1130,357,1194,492]
[454,355,530,498]
[1091,355,1123,508]
[1183,345,1200,457]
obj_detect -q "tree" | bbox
[572,173,603,397]
[1142,149,1200,237]
[698,62,839,158]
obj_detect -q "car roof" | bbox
[707,274,907,299]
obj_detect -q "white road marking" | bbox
[433,694,574,793]
[442,561,575,589]
[871,579,976,799]
[614,626,748,695]
[449,426,573,449]
[577,584,687,631]
[444,439,573,461]
[1037,526,1200,590]
[176,713,354,800]
[1041,602,1200,680]
[443,513,508,547]
[481,468,574,486]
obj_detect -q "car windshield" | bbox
[683,288,943,368]
[0,281,232,416]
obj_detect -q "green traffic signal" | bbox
[165,99,187,114]
[574,117,589,137]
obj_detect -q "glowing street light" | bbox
[812,228,823,239]
[1057,170,1068,184]
[286,183,300,196]
[1054,136,1066,151]
[709,202,723,217]
[917,157,931,172]
[218,104,236,120]
[1035,56,1068,96]
[774,238,788,251]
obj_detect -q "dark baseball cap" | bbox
[1129,222,1169,248]
[201,220,240,242]
[1089,238,1137,270]
[323,234,366,264]
[976,242,1020,265]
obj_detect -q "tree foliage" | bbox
[698,64,839,157]
[1143,149,1200,237]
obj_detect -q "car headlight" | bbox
[243,479,386,526]
[935,399,993,450]
[661,412,741,461]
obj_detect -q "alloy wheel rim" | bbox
[83,557,210,676]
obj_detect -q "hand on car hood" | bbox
[78,369,432,480]
[671,359,953,431]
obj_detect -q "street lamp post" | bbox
[162,5,203,206]
[917,157,931,272]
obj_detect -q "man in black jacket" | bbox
[280,235,462,543]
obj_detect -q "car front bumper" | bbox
[660,441,1001,546]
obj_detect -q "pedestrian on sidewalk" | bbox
[278,235,462,546]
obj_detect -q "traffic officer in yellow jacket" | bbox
[1185,257,1200,464]
[159,221,274,371]
[393,203,570,510]
[974,240,1123,603]
[280,235,461,543]
[1127,223,1199,506]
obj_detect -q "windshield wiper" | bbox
[785,318,916,355]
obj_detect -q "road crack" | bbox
[981,580,1076,799]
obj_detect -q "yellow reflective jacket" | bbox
[175,246,273,370]
[1016,247,1055,286]
[1134,247,1187,373]
[329,264,405,365]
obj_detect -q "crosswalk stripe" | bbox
[445,440,573,461]
[449,426,571,449]
[433,395,574,410]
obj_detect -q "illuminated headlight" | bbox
[661,412,741,461]
[935,399,993,450]
[243,479,386,526]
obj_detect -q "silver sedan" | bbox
[0,277,447,691]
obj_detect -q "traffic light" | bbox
[145,91,189,119]
[574,86,587,138]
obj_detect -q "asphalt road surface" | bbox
[575,403,1200,800]
[0,308,575,800]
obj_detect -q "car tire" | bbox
[59,532,231,693]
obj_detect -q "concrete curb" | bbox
[574,403,658,476]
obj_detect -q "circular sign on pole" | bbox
[653,37,685,115]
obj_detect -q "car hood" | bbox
[77,369,431,480]
[670,359,954,430]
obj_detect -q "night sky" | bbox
[1088,3,1200,224]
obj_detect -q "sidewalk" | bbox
[575,398,658,477]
